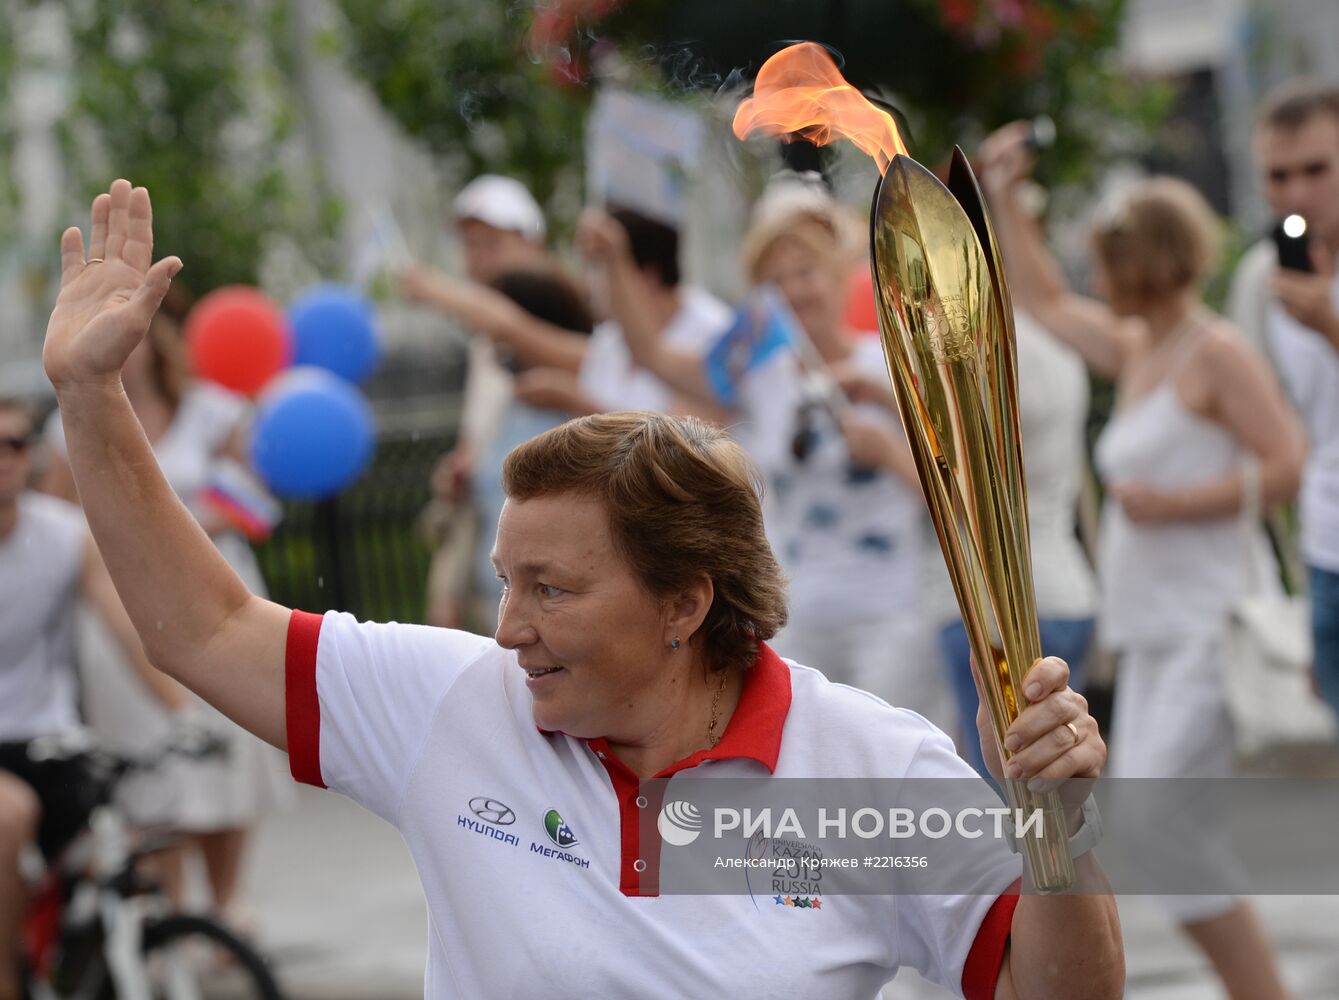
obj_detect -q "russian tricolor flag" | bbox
[202,457,283,542]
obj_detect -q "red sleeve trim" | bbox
[961,879,1021,1000]
[285,609,326,788]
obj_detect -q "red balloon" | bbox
[843,265,880,336]
[185,287,291,395]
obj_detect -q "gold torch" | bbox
[735,43,1074,892]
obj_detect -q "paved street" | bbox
[247,788,424,1000]
[246,786,1339,999]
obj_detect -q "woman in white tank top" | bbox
[1094,324,1276,646]
[980,123,1304,1000]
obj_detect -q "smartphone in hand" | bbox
[1273,215,1314,273]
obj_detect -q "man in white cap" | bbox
[450,175,550,284]
[402,176,573,631]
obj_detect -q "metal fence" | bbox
[253,350,465,624]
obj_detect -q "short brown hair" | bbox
[609,207,681,288]
[1258,80,1339,132]
[502,412,788,674]
[1091,177,1221,307]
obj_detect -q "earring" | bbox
[671,636,681,651]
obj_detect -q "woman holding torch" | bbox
[39,179,1121,1000]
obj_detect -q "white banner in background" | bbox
[586,89,706,225]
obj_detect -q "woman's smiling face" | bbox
[757,236,844,344]
[491,491,680,741]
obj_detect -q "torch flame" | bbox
[731,42,908,173]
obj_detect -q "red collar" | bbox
[584,641,792,779]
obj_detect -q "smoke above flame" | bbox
[731,42,908,173]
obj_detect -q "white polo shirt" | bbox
[286,610,1022,999]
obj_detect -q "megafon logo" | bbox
[658,800,703,846]
[543,809,579,848]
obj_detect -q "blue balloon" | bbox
[287,284,381,383]
[250,368,375,499]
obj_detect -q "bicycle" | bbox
[19,728,287,1000]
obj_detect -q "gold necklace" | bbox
[706,670,729,748]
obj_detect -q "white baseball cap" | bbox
[452,175,546,241]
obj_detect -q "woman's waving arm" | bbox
[401,265,589,373]
[44,180,291,748]
[978,123,1138,380]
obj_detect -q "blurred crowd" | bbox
[3,76,1339,999]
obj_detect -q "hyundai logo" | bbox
[469,797,517,825]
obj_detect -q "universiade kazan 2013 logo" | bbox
[658,800,825,911]
[657,800,703,846]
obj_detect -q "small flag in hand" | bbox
[703,286,798,407]
[202,457,283,542]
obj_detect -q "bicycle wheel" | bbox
[95,914,286,1000]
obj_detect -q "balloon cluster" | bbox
[185,284,381,500]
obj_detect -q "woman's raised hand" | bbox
[977,121,1035,199]
[44,180,182,391]
[576,209,632,265]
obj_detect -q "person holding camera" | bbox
[1227,81,1339,722]
[980,121,1303,1000]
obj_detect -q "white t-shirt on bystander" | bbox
[0,492,86,741]
[1267,277,1339,574]
[745,336,925,627]
[579,285,731,413]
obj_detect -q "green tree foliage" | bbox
[602,0,1168,186]
[0,0,21,246]
[57,1,334,297]
[332,0,591,207]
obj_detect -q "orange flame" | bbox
[732,43,908,173]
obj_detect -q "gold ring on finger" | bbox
[1066,721,1080,743]
[86,257,105,264]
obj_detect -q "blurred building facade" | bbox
[1123,0,1339,226]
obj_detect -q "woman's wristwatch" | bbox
[1065,794,1104,859]
[1004,794,1103,860]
